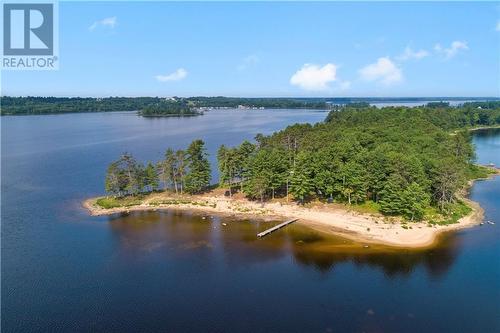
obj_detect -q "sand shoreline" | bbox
[83,170,498,248]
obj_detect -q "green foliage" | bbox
[379,175,405,215]
[2,96,161,115]
[184,140,211,194]
[289,152,314,203]
[228,102,499,217]
[96,196,143,209]
[465,164,493,180]
[1,96,330,115]
[105,153,149,196]
[105,140,210,196]
[400,182,430,221]
[144,162,159,191]
[139,100,201,117]
[426,201,472,225]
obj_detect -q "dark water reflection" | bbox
[107,210,460,280]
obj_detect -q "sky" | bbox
[2,1,499,97]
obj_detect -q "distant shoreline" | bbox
[83,169,498,249]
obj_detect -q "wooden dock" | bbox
[257,218,299,238]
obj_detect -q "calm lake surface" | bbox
[2,111,499,332]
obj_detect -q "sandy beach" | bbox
[83,174,494,249]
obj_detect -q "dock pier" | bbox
[257,218,299,238]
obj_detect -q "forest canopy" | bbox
[103,102,500,222]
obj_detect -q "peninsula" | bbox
[84,101,500,248]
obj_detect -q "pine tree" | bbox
[290,152,314,204]
[175,149,187,194]
[105,161,124,196]
[379,174,404,215]
[185,139,211,194]
[401,182,430,221]
[144,162,159,192]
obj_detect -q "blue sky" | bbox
[2,1,499,97]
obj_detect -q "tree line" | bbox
[1,96,330,115]
[104,102,500,221]
[105,140,211,196]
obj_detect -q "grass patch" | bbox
[466,164,495,181]
[349,200,381,214]
[96,195,143,209]
[426,200,472,226]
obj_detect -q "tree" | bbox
[218,145,238,196]
[243,149,272,201]
[313,148,341,201]
[175,149,187,194]
[235,140,255,190]
[289,152,314,204]
[401,182,430,221]
[105,161,125,196]
[185,139,211,194]
[339,160,367,204]
[144,162,159,192]
[379,174,404,215]
[104,153,143,196]
[432,159,464,211]
[159,148,177,192]
[267,149,287,199]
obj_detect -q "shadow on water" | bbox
[106,209,460,279]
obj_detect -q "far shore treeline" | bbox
[103,101,500,222]
[3,96,497,116]
[1,96,329,115]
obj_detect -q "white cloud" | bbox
[397,46,429,61]
[89,17,117,31]
[496,21,500,31]
[237,54,260,71]
[434,41,468,59]
[358,57,402,85]
[290,63,337,91]
[155,68,188,82]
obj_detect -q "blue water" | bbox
[1,111,499,332]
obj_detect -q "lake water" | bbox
[2,111,499,332]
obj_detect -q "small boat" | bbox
[222,223,227,226]
[487,221,495,225]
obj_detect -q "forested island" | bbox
[84,101,500,247]
[1,96,329,115]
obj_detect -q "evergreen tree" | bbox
[175,149,187,194]
[243,149,272,200]
[105,161,125,196]
[401,182,430,221]
[236,140,256,190]
[104,153,143,195]
[185,139,211,194]
[289,152,314,204]
[340,160,367,204]
[158,148,175,191]
[144,162,159,192]
[379,174,404,215]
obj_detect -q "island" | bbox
[84,101,500,248]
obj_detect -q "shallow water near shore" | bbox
[2,111,499,332]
